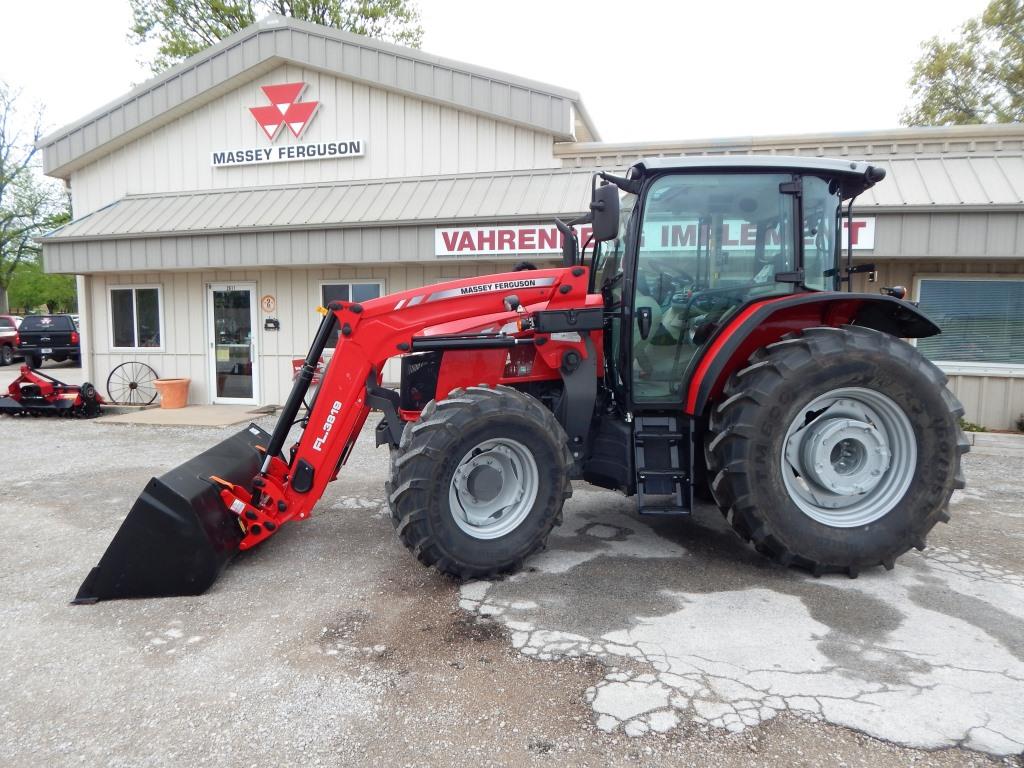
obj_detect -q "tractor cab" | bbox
[591,157,885,408]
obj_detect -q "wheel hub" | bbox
[781,388,916,527]
[796,416,890,496]
[449,438,539,540]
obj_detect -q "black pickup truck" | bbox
[18,315,80,368]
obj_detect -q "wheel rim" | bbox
[781,387,917,528]
[106,362,159,405]
[448,437,539,540]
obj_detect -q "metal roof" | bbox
[38,15,599,179]
[40,168,596,242]
[856,154,1024,208]
[559,124,1024,210]
[41,146,1024,246]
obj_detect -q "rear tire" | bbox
[387,385,572,579]
[0,345,12,366]
[28,353,42,369]
[708,326,968,577]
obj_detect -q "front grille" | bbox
[400,351,442,411]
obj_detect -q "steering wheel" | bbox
[668,284,759,339]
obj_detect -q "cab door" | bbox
[627,172,799,408]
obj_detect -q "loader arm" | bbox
[218,265,593,552]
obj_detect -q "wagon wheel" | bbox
[106,362,159,406]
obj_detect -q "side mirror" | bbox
[590,183,620,242]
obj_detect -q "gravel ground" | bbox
[0,413,1021,767]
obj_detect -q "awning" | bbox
[43,167,595,243]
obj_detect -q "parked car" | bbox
[17,314,80,368]
[0,314,23,366]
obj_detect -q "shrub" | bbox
[958,417,987,433]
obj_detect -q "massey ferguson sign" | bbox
[435,218,875,257]
[211,82,364,168]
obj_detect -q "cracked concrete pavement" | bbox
[1,414,1023,766]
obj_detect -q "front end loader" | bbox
[75,156,967,603]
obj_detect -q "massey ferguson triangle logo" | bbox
[249,82,319,141]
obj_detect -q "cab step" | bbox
[633,415,691,516]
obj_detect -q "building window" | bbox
[320,281,383,348]
[109,286,162,349]
[916,278,1024,370]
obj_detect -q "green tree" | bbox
[0,83,68,314]
[130,0,424,73]
[8,255,77,314]
[902,0,1024,126]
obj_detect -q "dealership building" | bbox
[38,15,1024,428]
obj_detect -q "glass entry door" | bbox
[207,283,258,404]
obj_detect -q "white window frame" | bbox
[318,279,384,351]
[912,274,1024,378]
[108,284,165,352]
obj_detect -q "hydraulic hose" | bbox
[262,310,338,473]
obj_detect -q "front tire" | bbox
[708,326,968,577]
[387,385,572,579]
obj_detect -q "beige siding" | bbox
[866,213,1023,260]
[851,258,1024,293]
[85,260,558,406]
[946,373,1024,431]
[852,259,1024,429]
[70,64,560,217]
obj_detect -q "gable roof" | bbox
[38,14,600,179]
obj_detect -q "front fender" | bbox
[684,292,940,416]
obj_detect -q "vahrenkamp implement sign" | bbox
[435,219,875,257]
[211,81,364,168]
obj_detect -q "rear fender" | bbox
[684,292,940,417]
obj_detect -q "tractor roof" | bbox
[629,155,885,198]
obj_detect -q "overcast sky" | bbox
[0,0,989,144]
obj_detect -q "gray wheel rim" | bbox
[781,387,917,528]
[448,437,539,540]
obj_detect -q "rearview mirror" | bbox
[590,183,620,242]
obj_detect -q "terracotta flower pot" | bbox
[153,378,190,409]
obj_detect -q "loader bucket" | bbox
[74,423,272,603]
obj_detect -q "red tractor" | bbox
[76,157,967,603]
